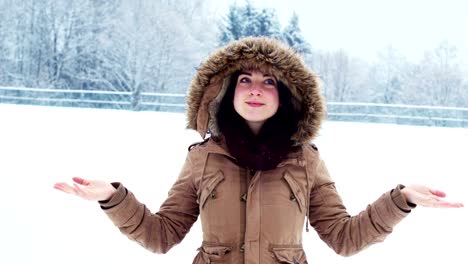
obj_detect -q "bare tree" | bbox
[407,41,463,106]
[307,49,366,102]
[369,46,410,104]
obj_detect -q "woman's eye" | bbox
[264,79,276,86]
[239,77,250,83]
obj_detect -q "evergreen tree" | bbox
[218,1,283,45]
[257,8,281,39]
[219,4,243,45]
[242,0,260,37]
[282,12,311,55]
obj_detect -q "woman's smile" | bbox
[246,101,265,107]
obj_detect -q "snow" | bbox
[0,103,467,264]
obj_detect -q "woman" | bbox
[54,37,463,263]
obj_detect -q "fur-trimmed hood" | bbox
[186,37,325,145]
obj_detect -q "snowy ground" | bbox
[1,104,467,264]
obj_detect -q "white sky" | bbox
[216,0,468,63]
[1,104,467,263]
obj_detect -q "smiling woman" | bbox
[233,70,280,135]
[54,37,463,264]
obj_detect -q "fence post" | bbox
[131,88,141,111]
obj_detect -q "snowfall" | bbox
[1,103,467,264]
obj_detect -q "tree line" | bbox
[0,0,466,108]
[0,0,216,96]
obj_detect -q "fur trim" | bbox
[186,37,325,145]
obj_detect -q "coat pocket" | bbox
[198,170,225,209]
[271,247,308,264]
[283,172,306,213]
[192,244,233,264]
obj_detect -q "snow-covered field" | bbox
[1,104,466,264]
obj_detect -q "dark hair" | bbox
[216,71,300,170]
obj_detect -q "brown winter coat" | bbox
[100,37,415,263]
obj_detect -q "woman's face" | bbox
[233,70,279,135]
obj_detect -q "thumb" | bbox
[430,189,446,198]
[72,177,90,186]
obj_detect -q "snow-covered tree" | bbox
[1,0,466,111]
[407,41,464,106]
[282,12,311,55]
[368,46,409,104]
[242,0,261,37]
[257,8,282,39]
[0,0,15,85]
[219,4,244,46]
[307,49,368,103]
[218,1,283,45]
[0,0,218,108]
[330,50,351,101]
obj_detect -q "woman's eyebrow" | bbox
[239,71,275,79]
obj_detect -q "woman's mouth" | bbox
[246,102,264,107]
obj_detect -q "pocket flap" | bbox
[271,247,307,264]
[283,172,305,212]
[198,171,225,209]
[201,245,232,256]
[196,244,232,263]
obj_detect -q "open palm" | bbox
[402,184,464,208]
[54,177,116,201]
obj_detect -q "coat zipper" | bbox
[239,167,250,264]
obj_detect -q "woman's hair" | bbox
[216,71,301,170]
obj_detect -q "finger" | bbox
[73,177,90,186]
[429,189,446,198]
[423,196,464,208]
[53,183,66,191]
[54,183,78,195]
[446,201,464,208]
[433,201,464,208]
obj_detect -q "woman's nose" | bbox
[249,90,261,96]
[249,84,262,96]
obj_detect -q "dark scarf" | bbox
[216,74,301,171]
[218,103,299,171]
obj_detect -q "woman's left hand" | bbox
[401,184,464,208]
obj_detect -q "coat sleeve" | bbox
[98,153,200,254]
[308,158,415,257]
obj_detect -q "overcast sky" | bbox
[215,0,468,63]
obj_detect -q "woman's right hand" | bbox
[54,177,116,201]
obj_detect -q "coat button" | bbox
[240,193,247,202]
[290,193,296,201]
[210,191,216,199]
